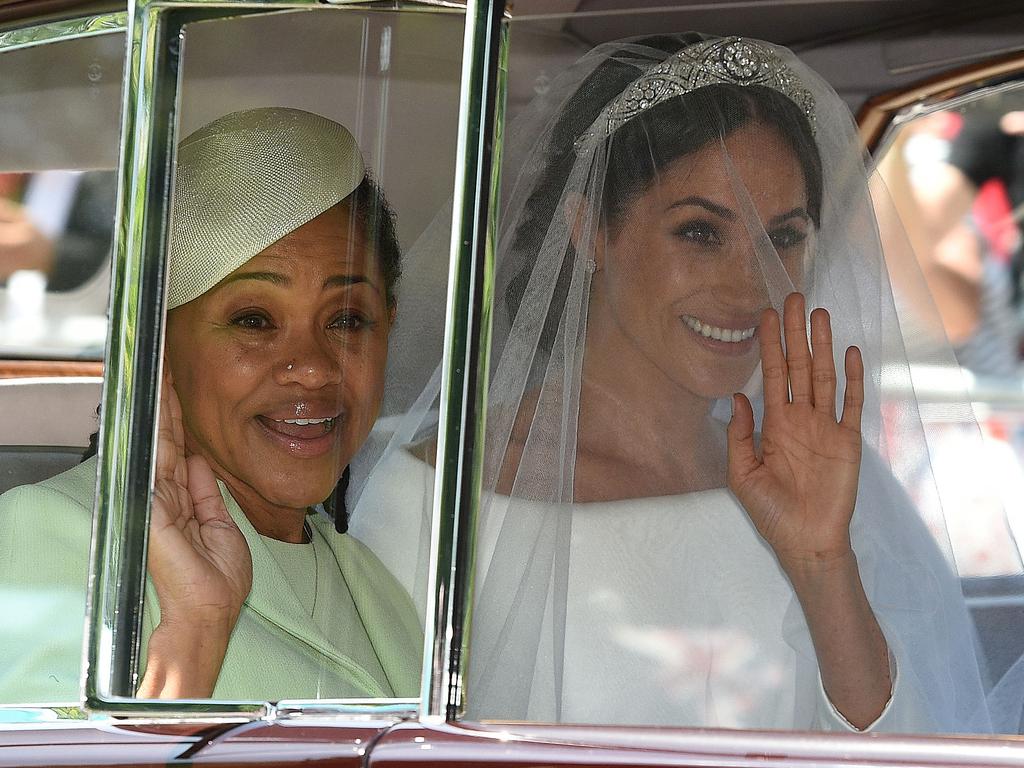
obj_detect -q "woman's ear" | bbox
[562,191,604,270]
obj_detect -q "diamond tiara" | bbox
[577,37,816,150]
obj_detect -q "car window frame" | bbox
[80,0,508,721]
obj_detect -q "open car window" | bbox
[875,80,1024,709]
[0,31,121,362]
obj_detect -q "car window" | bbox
[0,28,123,712]
[432,7,1024,737]
[0,31,121,361]
[114,6,462,706]
[875,81,1024,711]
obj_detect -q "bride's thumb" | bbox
[727,393,759,483]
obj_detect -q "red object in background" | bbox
[0,173,24,199]
[973,179,1019,263]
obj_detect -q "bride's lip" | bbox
[255,414,342,459]
[680,314,758,355]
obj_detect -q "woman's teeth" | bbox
[279,417,333,426]
[682,316,756,343]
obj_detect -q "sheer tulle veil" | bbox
[350,33,1024,733]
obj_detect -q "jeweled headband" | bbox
[577,37,816,149]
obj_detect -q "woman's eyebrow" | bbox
[665,196,735,220]
[215,272,379,290]
[323,274,377,290]
[220,270,288,287]
[770,208,811,225]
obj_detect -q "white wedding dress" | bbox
[352,447,939,732]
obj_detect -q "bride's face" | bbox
[589,120,813,400]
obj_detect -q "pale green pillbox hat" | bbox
[167,107,366,309]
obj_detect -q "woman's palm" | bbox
[728,294,864,565]
[149,374,252,622]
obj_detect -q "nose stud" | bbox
[286,363,294,371]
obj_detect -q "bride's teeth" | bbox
[279,417,333,426]
[683,316,755,343]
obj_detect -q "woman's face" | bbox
[165,201,392,512]
[589,121,813,400]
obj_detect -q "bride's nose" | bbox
[724,232,794,311]
[718,240,773,307]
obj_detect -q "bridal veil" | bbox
[350,32,1024,734]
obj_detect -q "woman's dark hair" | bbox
[348,172,403,306]
[504,35,823,340]
[602,83,822,231]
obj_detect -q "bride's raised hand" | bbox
[726,291,864,572]
[139,369,252,698]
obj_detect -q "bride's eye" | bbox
[768,225,807,250]
[674,219,722,246]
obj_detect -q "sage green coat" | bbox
[0,457,422,705]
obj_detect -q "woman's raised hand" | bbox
[726,293,893,729]
[726,292,864,572]
[137,369,253,699]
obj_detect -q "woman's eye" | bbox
[769,226,808,250]
[329,311,371,331]
[675,220,721,246]
[230,311,273,330]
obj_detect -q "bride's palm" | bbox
[149,373,252,622]
[727,293,864,566]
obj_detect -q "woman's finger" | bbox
[782,292,812,405]
[759,307,788,407]
[187,454,232,527]
[156,371,176,483]
[840,345,864,433]
[162,370,189,491]
[810,307,837,419]
[726,393,760,487]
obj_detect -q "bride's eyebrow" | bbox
[665,196,734,220]
[769,208,811,226]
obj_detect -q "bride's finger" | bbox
[759,307,788,407]
[840,345,864,433]
[782,292,812,405]
[810,307,836,419]
[726,393,760,487]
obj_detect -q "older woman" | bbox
[0,107,420,703]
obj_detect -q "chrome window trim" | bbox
[84,0,504,721]
[420,0,507,722]
[0,12,127,53]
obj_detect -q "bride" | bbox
[351,33,1016,733]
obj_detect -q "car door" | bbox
[0,0,472,762]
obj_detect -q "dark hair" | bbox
[602,83,822,231]
[348,172,403,306]
[504,35,822,338]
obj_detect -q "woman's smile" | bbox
[681,314,758,346]
[254,412,343,459]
